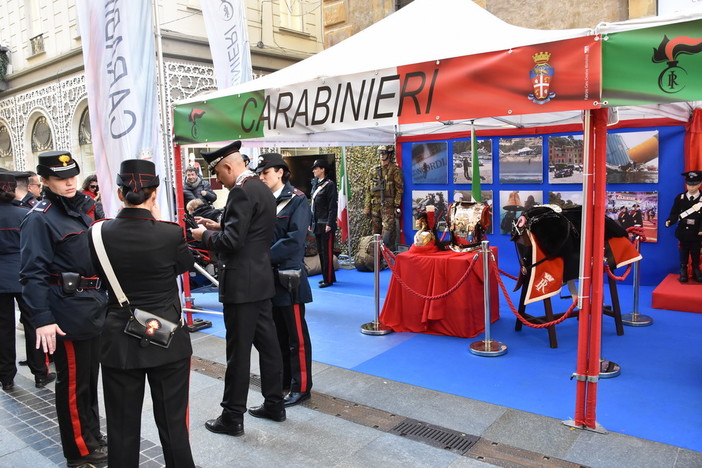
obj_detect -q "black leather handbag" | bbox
[92,222,181,348]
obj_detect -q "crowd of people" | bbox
[0,141,330,467]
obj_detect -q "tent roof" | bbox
[175,0,702,147]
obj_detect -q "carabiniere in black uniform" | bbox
[20,151,108,466]
[310,158,338,287]
[88,159,196,468]
[665,170,702,283]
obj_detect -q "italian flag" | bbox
[337,148,351,242]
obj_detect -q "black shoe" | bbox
[35,372,56,388]
[680,266,689,283]
[248,404,286,422]
[318,282,332,288]
[66,446,108,467]
[318,280,325,284]
[18,360,28,366]
[1,380,14,391]
[283,391,310,407]
[205,416,244,437]
[693,269,702,283]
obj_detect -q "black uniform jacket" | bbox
[311,177,338,234]
[88,208,195,369]
[271,182,313,307]
[666,192,702,241]
[0,202,28,294]
[202,176,276,304]
[20,190,107,339]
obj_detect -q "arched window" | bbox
[31,116,53,153]
[78,107,95,174]
[0,124,13,170]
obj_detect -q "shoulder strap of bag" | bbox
[91,221,129,307]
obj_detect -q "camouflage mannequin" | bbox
[364,146,404,249]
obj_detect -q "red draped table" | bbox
[380,247,500,338]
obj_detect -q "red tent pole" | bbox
[573,110,596,426]
[584,107,609,427]
[173,143,194,325]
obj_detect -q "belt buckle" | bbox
[94,278,102,290]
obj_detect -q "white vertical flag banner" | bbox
[76,0,168,218]
[201,0,253,88]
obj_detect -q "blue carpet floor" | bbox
[189,267,702,453]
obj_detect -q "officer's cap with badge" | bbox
[683,171,701,185]
[255,153,288,174]
[116,159,160,192]
[311,158,330,172]
[37,151,80,179]
[201,140,242,172]
[0,171,16,193]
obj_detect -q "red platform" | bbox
[652,274,702,314]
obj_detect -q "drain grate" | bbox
[389,418,479,455]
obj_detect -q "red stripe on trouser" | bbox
[186,359,191,433]
[64,341,89,456]
[44,353,49,374]
[326,233,333,281]
[293,304,309,392]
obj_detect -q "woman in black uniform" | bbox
[257,153,314,406]
[88,159,196,468]
[310,159,338,287]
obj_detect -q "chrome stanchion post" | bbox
[622,235,653,327]
[470,240,507,356]
[361,234,393,335]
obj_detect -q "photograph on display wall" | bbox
[606,191,658,242]
[452,139,493,184]
[453,190,494,234]
[498,190,543,235]
[411,142,449,184]
[548,191,584,209]
[499,136,543,184]
[411,190,450,236]
[606,130,659,184]
[548,135,584,184]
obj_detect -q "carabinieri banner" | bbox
[603,18,702,106]
[173,36,601,145]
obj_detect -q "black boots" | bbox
[680,265,689,283]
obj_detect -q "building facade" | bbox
[0,0,324,175]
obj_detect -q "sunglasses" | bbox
[89,185,99,189]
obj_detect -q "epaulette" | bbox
[292,188,305,197]
[157,219,181,227]
[30,199,52,214]
[89,218,112,227]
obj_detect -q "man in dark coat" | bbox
[20,151,108,467]
[183,167,217,205]
[665,171,702,283]
[310,158,338,287]
[0,172,54,392]
[192,140,285,437]
[256,153,314,407]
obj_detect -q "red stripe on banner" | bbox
[64,341,89,456]
[293,304,309,392]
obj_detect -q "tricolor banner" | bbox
[174,36,601,144]
[77,0,167,218]
[201,0,253,89]
[603,18,702,105]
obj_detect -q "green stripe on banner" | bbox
[603,19,702,106]
[173,91,265,144]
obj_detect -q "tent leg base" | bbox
[562,419,608,434]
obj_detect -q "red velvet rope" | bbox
[493,262,577,329]
[381,245,480,301]
[604,228,642,281]
[498,268,519,281]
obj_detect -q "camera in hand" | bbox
[184,213,198,229]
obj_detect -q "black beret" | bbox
[201,141,242,172]
[116,159,160,192]
[37,151,80,179]
[683,171,701,184]
[255,153,288,174]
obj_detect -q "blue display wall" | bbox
[399,124,686,286]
